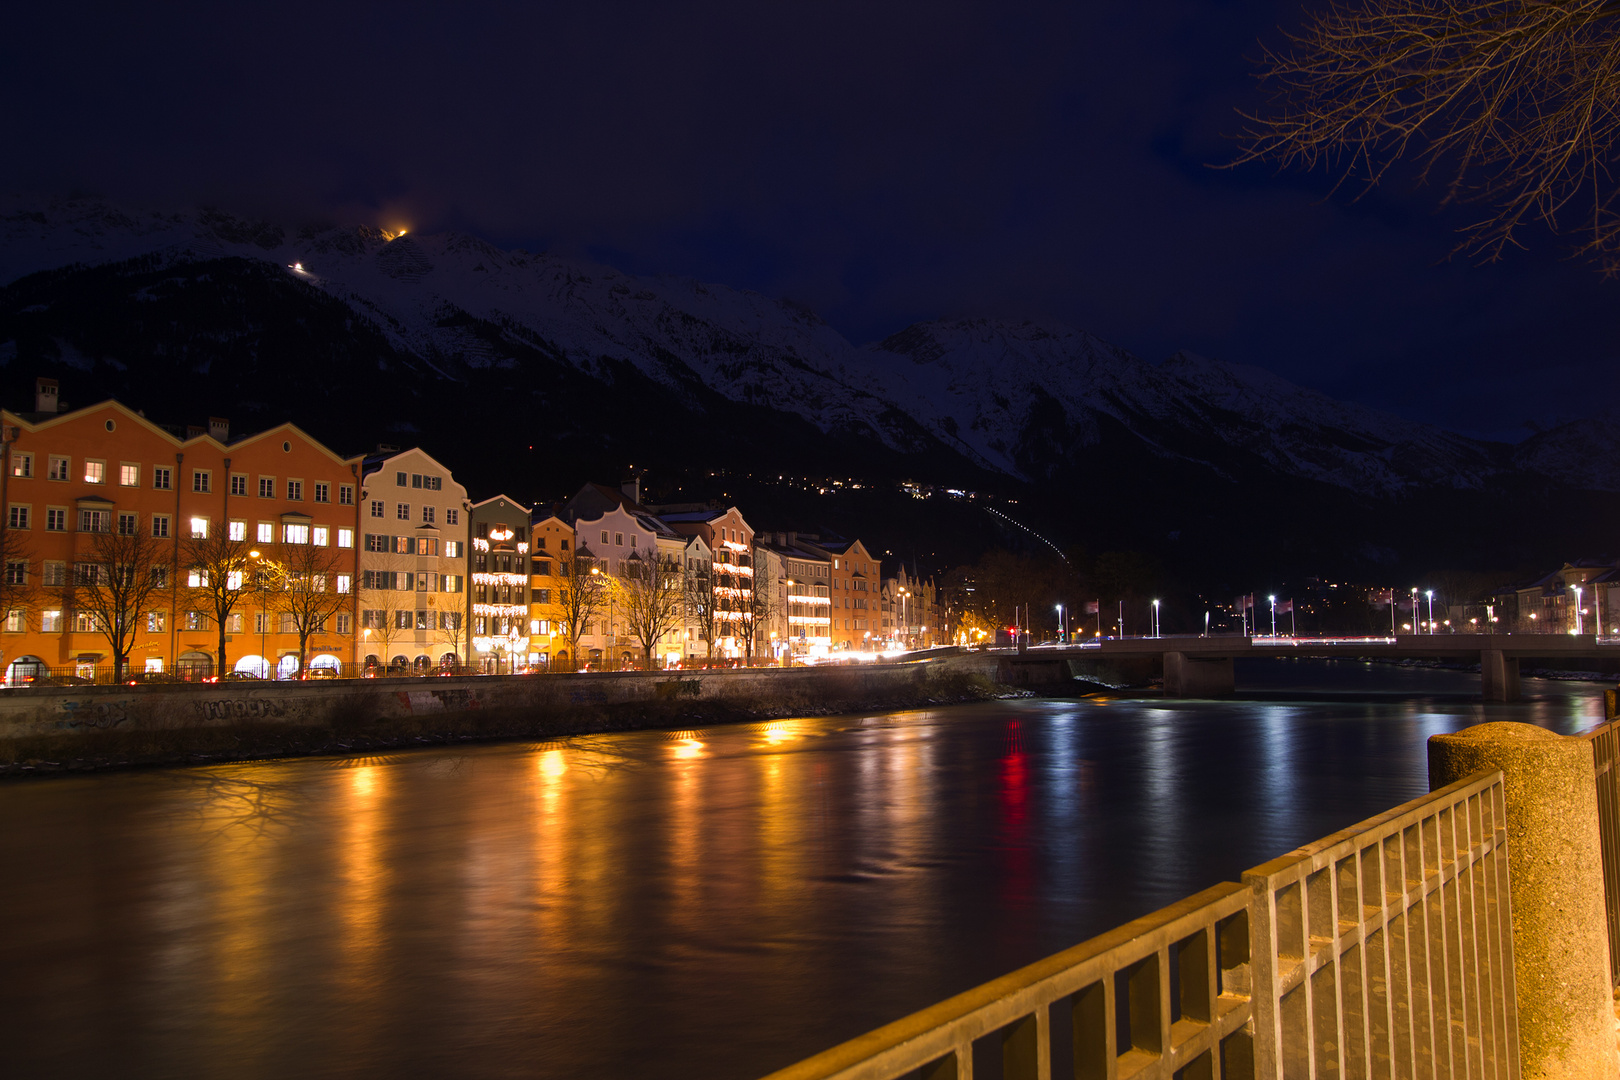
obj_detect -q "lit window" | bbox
[226,571,244,591]
[337,528,354,549]
[84,461,105,484]
[257,522,274,543]
[283,523,310,545]
[119,464,139,486]
[312,526,329,546]
[187,569,208,588]
[47,457,68,481]
[228,520,246,541]
[40,610,61,633]
[189,517,208,539]
[445,540,460,558]
[10,453,32,478]
[4,609,24,633]
[337,574,352,594]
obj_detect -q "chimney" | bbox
[34,378,58,415]
[621,476,641,504]
[208,417,229,442]
[186,425,205,439]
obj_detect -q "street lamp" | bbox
[1425,589,1434,635]
[248,549,268,678]
[1269,595,1277,638]
[1574,585,1585,635]
[1055,603,1064,644]
[1152,599,1160,639]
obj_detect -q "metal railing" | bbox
[760,769,1517,1080]
[1243,769,1518,1080]
[1583,715,1620,988]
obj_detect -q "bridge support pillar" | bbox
[1162,652,1234,697]
[1430,723,1616,1080]
[1481,649,1521,702]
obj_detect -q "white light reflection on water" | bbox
[0,661,1608,1080]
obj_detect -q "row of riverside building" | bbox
[0,381,943,682]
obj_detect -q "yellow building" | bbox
[527,513,574,670]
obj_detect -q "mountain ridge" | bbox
[0,195,1613,583]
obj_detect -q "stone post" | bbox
[1429,722,1615,1080]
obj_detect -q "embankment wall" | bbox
[0,654,1007,772]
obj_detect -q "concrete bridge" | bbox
[996,633,1620,700]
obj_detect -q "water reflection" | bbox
[0,661,1605,1080]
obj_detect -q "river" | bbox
[0,660,1605,1079]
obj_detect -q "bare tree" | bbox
[0,526,38,633]
[432,609,467,671]
[271,544,350,678]
[685,557,722,664]
[65,530,172,682]
[735,545,778,665]
[558,546,608,668]
[359,604,408,671]
[616,549,685,669]
[182,528,255,678]
[1234,0,1620,271]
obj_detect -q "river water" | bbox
[0,660,1605,1079]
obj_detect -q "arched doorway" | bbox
[308,654,341,678]
[275,654,300,680]
[389,654,409,676]
[438,652,459,674]
[5,656,44,686]
[234,655,270,679]
[176,651,213,682]
[412,654,431,674]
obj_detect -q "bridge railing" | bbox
[1582,716,1620,988]
[759,769,1516,1080]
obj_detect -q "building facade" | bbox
[468,495,531,673]
[353,448,470,674]
[527,513,574,670]
[0,387,361,682]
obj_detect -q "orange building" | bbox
[799,536,880,651]
[0,382,363,682]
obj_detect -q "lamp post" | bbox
[249,549,268,678]
[1152,599,1160,639]
[1575,585,1585,636]
[1269,595,1277,638]
[782,577,795,665]
[1425,589,1434,635]
[1055,603,1064,644]
[1410,587,1418,637]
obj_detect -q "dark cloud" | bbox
[4,0,1616,439]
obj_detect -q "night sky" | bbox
[4,1,1616,441]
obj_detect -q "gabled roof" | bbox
[1,399,352,467]
[470,493,530,513]
[351,446,462,486]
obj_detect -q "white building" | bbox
[353,448,470,673]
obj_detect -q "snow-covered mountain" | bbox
[0,196,1597,499]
